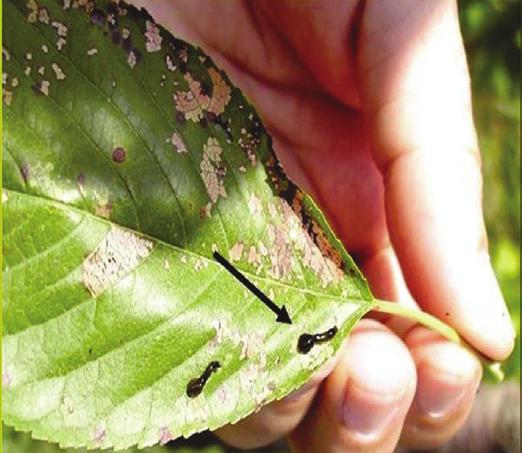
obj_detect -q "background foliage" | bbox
[459,0,520,380]
[3,0,520,451]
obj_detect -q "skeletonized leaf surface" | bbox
[2,0,373,449]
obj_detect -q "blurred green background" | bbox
[459,0,520,381]
[3,0,520,451]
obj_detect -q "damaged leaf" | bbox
[2,0,374,450]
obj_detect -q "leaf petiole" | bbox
[372,299,505,382]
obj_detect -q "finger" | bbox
[360,243,483,449]
[356,0,515,360]
[214,353,340,449]
[400,326,482,449]
[291,320,416,453]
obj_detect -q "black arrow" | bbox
[213,251,292,324]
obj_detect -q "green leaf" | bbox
[2,424,173,453]
[2,0,376,449]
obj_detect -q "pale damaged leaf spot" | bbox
[51,20,68,51]
[2,47,10,61]
[37,6,50,24]
[277,199,343,286]
[158,427,174,446]
[26,0,38,23]
[92,424,106,445]
[206,68,232,116]
[228,241,244,262]
[238,127,260,167]
[209,319,267,366]
[165,54,176,71]
[82,227,154,297]
[3,90,13,106]
[33,79,50,96]
[173,73,207,122]
[144,20,162,53]
[127,50,138,68]
[2,369,12,389]
[94,201,112,219]
[194,258,208,272]
[51,62,66,80]
[267,224,294,279]
[200,137,226,205]
[247,245,262,266]
[170,132,187,153]
[174,69,231,122]
[248,194,262,215]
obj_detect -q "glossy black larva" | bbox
[314,326,338,343]
[186,361,221,398]
[297,326,338,354]
[297,334,315,354]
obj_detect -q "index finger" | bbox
[356,0,515,360]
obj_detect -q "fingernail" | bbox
[449,253,516,360]
[343,389,402,441]
[342,330,414,441]
[416,344,478,418]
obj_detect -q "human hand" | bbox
[137,1,515,451]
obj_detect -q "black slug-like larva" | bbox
[297,326,338,354]
[186,361,221,398]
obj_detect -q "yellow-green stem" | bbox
[372,299,505,382]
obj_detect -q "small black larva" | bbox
[186,361,221,398]
[297,326,338,354]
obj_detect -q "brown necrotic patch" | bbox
[20,164,30,182]
[265,155,344,285]
[112,146,126,163]
[81,227,154,297]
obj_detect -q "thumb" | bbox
[356,0,515,360]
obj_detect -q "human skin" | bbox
[134,1,516,451]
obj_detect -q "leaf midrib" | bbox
[4,187,372,305]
